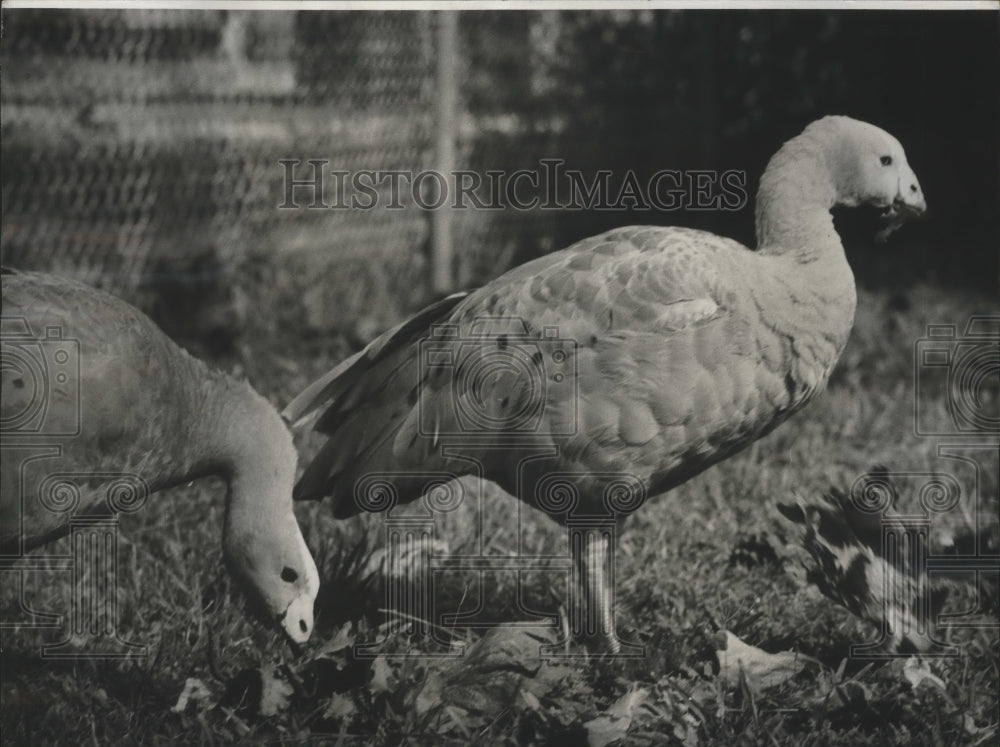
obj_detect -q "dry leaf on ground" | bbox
[716,630,819,693]
[583,687,649,747]
[171,678,214,714]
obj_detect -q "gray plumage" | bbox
[1,269,319,644]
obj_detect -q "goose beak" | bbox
[279,595,314,647]
[892,193,927,220]
[875,178,927,243]
[895,169,927,218]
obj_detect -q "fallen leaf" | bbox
[521,688,542,712]
[962,714,993,738]
[369,655,394,694]
[415,669,445,716]
[315,623,355,660]
[584,714,628,747]
[716,631,816,693]
[323,693,355,720]
[259,669,293,717]
[459,625,553,673]
[583,687,648,747]
[445,670,526,715]
[409,625,587,724]
[607,687,648,719]
[171,677,214,714]
[901,657,946,692]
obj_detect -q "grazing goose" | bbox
[1,269,319,644]
[285,116,926,651]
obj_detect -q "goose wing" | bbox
[289,226,759,513]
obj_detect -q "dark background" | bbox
[449,11,998,291]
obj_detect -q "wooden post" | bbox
[431,11,458,294]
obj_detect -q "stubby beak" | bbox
[895,169,927,218]
[280,595,314,648]
[876,174,927,243]
[893,193,927,220]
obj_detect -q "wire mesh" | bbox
[1,10,436,312]
[6,8,948,334]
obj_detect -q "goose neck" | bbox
[754,132,841,259]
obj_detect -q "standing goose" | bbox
[1,269,319,644]
[284,116,926,651]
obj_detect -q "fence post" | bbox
[431,10,458,294]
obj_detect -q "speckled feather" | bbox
[778,469,953,654]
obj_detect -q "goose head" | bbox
[812,116,927,236]
[223,505,320,645]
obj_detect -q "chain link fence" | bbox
[3,11,435,330]
[1,10,743,338]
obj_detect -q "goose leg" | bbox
[570,524,642,655]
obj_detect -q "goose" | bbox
[284,116,926,651]
[1,269,319,644]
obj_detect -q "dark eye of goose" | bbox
[281,567,298,583]
[880,155,892,166]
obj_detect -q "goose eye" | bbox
[281,567,298,583]
[880,155,893,166]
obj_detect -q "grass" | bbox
[1,279,997,745]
